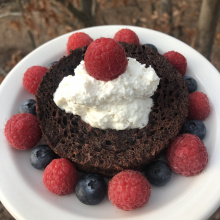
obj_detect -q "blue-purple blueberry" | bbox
[180,120,206,140]
[75,173,107,205]
[145,160,172,186]
[19,99,36,115]
[30,145,58,170]
[144,43,158,52]
[183,76,197,93]
[48,61,58,68]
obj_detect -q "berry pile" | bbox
[3,28,211,212]
[162,46,210,178]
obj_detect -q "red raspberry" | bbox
[4,113,42,150]
[43,158,78,195]
[84,37,128,81]
[167,134,208,176]
[23,66,48,95]
[114,29,140,44]
[163,51,187,76]
[67,32,93,54]
[188,91,210,121]
[108,170,151,211]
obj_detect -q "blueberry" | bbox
[145,160,172,186]
[19,99,36,115]
[30,145,58,170]
[143,43,158,52]
[75,173,107,205]
[180,120,206,140]
[48,61,58,68]
[183,76,197,93]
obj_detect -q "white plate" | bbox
[0,25,220,220]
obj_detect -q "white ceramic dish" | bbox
[0,25,220,220]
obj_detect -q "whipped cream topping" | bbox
[53,57,160,130]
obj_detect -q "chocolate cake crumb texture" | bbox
[36,42,189,177]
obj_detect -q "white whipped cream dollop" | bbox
[53,57,160,130]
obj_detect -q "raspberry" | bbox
[84,38,128,81]
[43,158,78,195]
[4,113,42,150]
[23,66,48,95]
[108,170,151,211]
[188,91,210,121]
[167,134,208,176]
[67,32,93,54]
[114,29,140,44]
[163,51,187,76]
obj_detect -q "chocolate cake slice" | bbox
[36,42,189,177]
